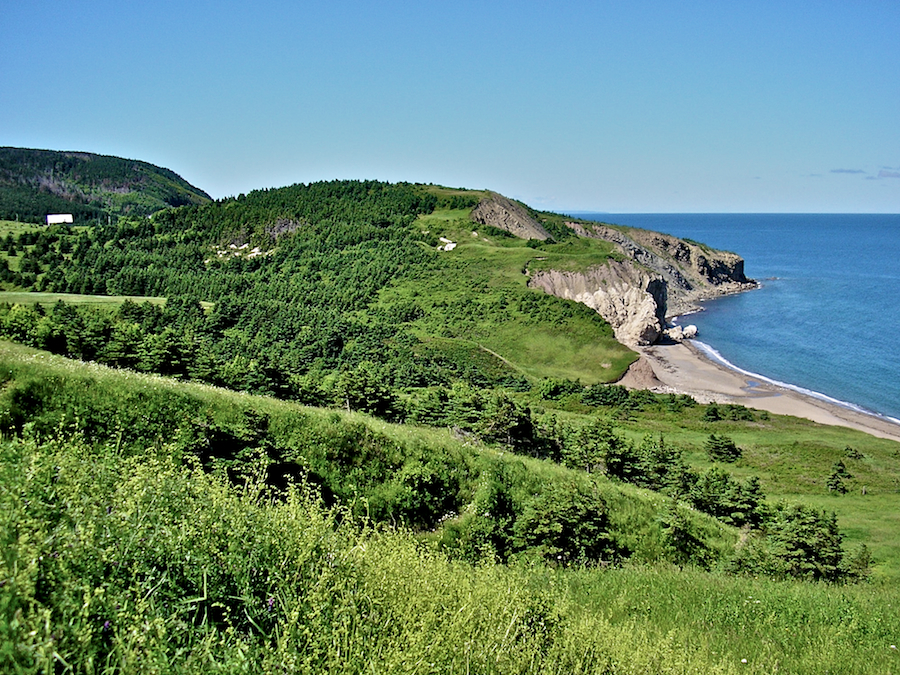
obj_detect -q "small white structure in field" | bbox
[438,236,457,251]
[46,214,74,225]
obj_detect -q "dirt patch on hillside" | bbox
[616,356,664,389]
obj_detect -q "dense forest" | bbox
[1,175,898,673]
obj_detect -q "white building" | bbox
[46,214,74,225]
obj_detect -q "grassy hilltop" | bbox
[1,172,899,672]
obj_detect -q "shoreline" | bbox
[635,340,900,443]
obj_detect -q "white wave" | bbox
[692,340,900,424]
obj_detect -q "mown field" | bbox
[0,291,168,307]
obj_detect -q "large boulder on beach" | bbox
[665,324,698,342]
[616,356,664,389]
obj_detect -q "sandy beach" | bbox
[629,340,900,443]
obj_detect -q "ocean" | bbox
[573,213,900,422]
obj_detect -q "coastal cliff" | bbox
[569,222,754,318]
[527,261,669,346]
[466,208,756,345]
[529,222,754,345]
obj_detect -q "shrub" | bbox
[705,433,741,462]
[827,459,853,494]
[513,479,619,565]
[537,377,582,401]
[765,503,846,581]
[581,384,630,407]
[703,402,721,421]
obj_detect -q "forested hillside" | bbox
[0,180,635,397]
[0,147,211,223]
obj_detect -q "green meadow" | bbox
[0,291,168,307]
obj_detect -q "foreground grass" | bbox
[2,434,898,674]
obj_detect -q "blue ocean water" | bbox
[574,213,900,422]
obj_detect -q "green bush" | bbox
[513,479,621,565]
[705,433,742,462]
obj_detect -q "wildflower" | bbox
[102,621,111,632]
[741,658,748,663]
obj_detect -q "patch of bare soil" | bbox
[616,356,663,389]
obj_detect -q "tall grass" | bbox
[3,434,898,674]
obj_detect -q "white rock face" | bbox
[528,261,667,346]
[563,221,757,317]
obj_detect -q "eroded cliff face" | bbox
[468,199,755,346]
[529,262,668,346]
[564,222,754,318]
[527,223,756,346]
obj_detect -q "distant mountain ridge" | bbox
[0,147,211,223]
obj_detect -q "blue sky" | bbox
[2,1,898,212]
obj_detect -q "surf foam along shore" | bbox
[636,339,900,443]
[692,340,900,424]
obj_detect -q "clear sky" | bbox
[2,0,898,213]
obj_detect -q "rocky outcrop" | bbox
[470,193,552,241]
[562,221,756,318]
[663,324,698,342]
[616,356,664,389]
[528,261,668,346]
[526,220,756,346]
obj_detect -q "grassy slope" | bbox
[0,340,733,562]
[2,337,900,579]
[380,208,637,383]
[3,342,900,673]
